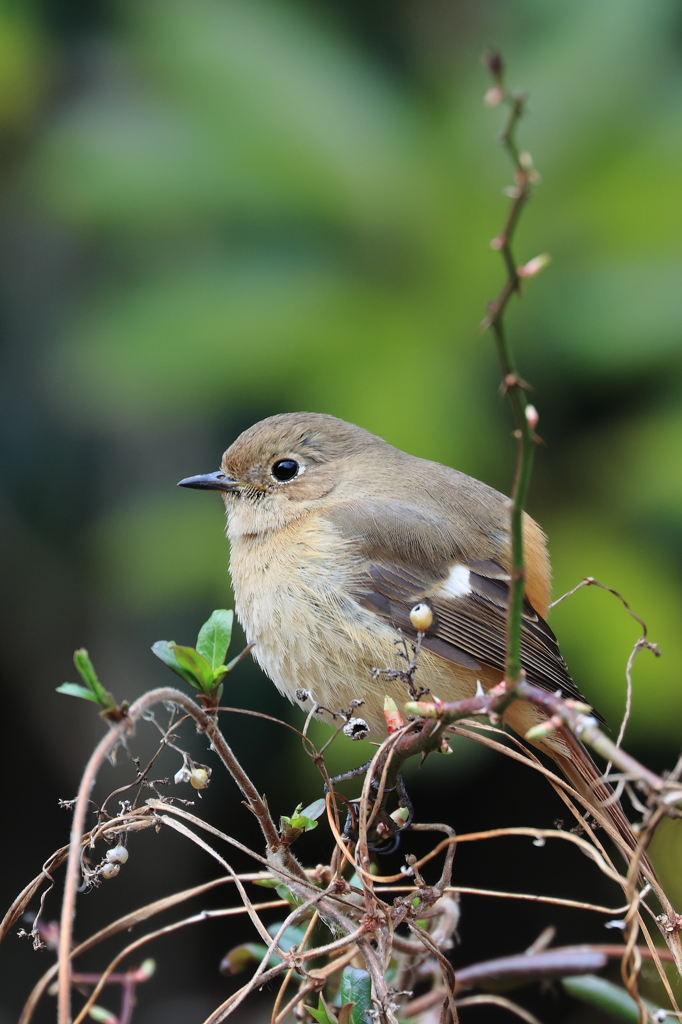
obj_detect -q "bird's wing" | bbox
[327,499,599,715]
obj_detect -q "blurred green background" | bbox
[2,0,682,1020]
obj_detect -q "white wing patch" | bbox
[438,564,472,599]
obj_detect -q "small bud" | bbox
[88,1007,118,1023]
[525,405,539,429]
[439,739,453,755]
[136,959,156,981]
[105,845,129,865]
[482,49,504,81]
[564,700,592,713]
[490,234,505,250]
[517,253,551,279]
[519,150,534,169]
[343,717,370,741]
[404,700,439,719]
[409,603,433,632]
[525,714,561,740]
[384,696,405,733]
[190,767,210,790]
[174,765,192,785]
[484,85,504,107]
[100,862,120,880]
[390,806,410,827]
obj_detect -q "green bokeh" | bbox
[4,0,682,776]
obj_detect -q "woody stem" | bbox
[491,320,534,684]
[57,686,289,1024]
[483,69,534,684]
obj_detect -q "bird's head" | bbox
[178,412,390,533]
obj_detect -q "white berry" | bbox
[106,845,129,865]
[410,603,433,632]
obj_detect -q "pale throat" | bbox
[224,495,302,539]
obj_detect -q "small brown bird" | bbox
[179,412,637,856]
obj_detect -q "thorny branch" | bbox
[9,646,682,1024]
[480,49,543,685]
[54,684,307,1024]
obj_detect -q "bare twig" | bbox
[548,577,661,770]
[481,52,539,684]
[57,686,305,1024]
[455,993,543,1024]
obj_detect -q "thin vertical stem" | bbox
[481,55,537,683]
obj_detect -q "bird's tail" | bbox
[547,726,657,885]
[503,699,659,888]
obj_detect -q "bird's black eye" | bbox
[271,459,299,482]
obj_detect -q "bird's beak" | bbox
[177,470,242,492]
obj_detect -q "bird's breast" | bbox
[228,513,377,692]
[226,512,481,734]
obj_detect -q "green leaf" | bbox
[252,875,280,888]
[57,650,118,712]
[339,967,372,1024]
[299,797,326,822]
[73,649,101,691]
[562,975,662,1022]
[56,682,101,703]
[280,802,318,832]
[266,922,307,951]
[307,996,338,1024]
[196,609,233,672]
[307,1007,333,1024]
[152,640,203,689]
[218,640,256,678]
[274,885,307,909]
[220,942,271,975]
[73,649,114,706]
[171,645,215,692]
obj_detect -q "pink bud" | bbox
[384,696,405,733]
[484,85,505,107]
[525,405,539,429]
[517,253,551,279]
[391,806,410,826]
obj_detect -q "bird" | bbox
[178,411,642,865]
